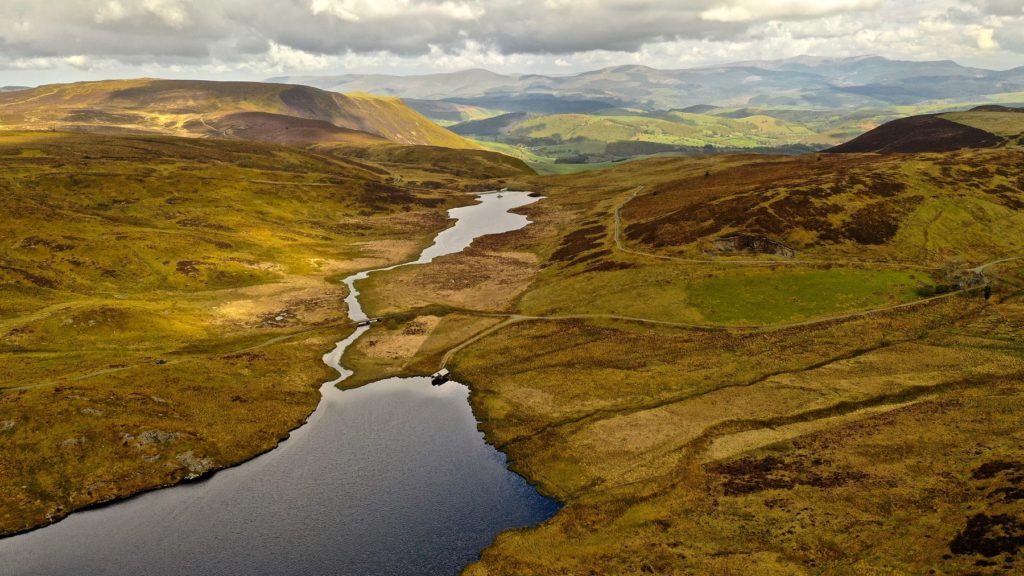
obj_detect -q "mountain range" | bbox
[269,56,1024,113]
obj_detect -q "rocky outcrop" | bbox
[711,235,797,258]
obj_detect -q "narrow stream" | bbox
[0,191,559,576]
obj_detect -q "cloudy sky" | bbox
[1,0,1022,85]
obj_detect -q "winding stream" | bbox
[0,191,559,576]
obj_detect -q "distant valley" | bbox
[272,56,1024,169]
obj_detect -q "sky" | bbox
[1,0,1022,86]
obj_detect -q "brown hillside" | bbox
[192,111,388,146]
[828,115,1002,153]
[0,79,480,149]
[549,148,1024,264]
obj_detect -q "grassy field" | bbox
[517,264,927,325]
[941,110,1024,137]
[685,267,927,324]
[0,130,509,535]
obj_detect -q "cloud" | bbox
[701,0,881,23]
[0,0,1021,81]
[968,25,1000,50]
[308,0,484,22]
[979,0,1024,15]
[64,55,91,69]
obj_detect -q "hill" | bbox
[448,112,531,136]
[455,108,835,166]
[0,79,481,149]
[828,109,1018,153]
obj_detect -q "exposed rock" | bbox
[711,234,797,258]
[60,437,86,448]
[0,420,15,432]
[176,451,214,477]
[80,407,104,417]
[260,309,296,327]
[955,271,987,290]
[123,429,180,449]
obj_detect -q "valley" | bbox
[1,72,1023,575]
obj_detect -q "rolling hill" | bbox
[452,108,839,166]
[829,106,1024,153]
[0,79,481,149]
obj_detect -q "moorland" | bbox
[0,74,1023,575]
[346,115,1024,574]
[0,112,529,534]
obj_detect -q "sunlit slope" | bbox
[940,106,1024,139]
[0,79,482,149]
[506,111,822,147]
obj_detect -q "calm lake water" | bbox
[0,192,559,576]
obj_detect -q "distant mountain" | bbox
[676,104,720,114]
[270,56,1024,112]
[828,107,1024,153]
[0,86,30,93]
[403,99,498,124]
[0,79,479,149]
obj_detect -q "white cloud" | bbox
[308,0,484,22]
[701,0,881,22]
[94,1,127,23]
[141,0,191,29]
[64,54,91,69]
[968,25,1000,50]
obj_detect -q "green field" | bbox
[518,264,929,325]
[686,268,928,324]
